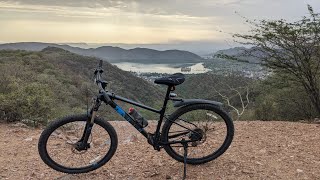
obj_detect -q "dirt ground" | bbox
[0,121,319,180]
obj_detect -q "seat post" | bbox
[161,85,172,110]
[166,85,172,98]
[153,85,173,150]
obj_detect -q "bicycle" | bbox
[38,60,234,179]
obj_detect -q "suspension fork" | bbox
[78,96,102,147]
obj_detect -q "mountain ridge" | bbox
[214,47,263,64]
[0,42,203,63]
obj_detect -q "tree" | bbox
[214,84,250,120]
[234,5,320,116]
[253,74,318,121]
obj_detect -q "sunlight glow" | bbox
[0,1,223,43]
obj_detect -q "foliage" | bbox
[204,56,268,79]
[253,74,318,121]
[0,48,164,125]
[234,5,320,116]
[175,73,255,120]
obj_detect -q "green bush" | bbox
[253,75,318,121]
[0,82,54,125]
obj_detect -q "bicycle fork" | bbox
[77,97,102,151]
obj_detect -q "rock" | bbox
[259,148,267,153]
[55,174,74,180]
[109,173,115,178]
[24,137,33,141]
[166,175,172,179]
[231,166,237,171]
[297,169,303,173]
[150,172,159,177]
[242,169,254,174]
[124,134,138,144]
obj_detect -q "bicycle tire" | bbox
[161,103,234,164]
[38,114,118,174]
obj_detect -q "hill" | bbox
[214,47,263,64]
[0,42,203,63]
[202,47,267,78]
[0,47,164,124]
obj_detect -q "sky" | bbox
[1,0,320,52]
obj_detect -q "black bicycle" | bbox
[38,60,234,179]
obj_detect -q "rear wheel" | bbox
[38,114,118,174]
[162,104,234,164]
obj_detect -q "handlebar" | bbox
[94,60,112,104]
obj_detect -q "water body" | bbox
[112,62,210,74]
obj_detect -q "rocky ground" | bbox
[0,121,319,180]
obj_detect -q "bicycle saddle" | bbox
[154,73,185,86]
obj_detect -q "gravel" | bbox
[0,121,319,180]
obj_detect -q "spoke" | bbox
[168,131,189,139]
[49,150,61,161]
[88,151,99,164]
[213,126,223,131]
[63,153,73,167]
[80,154,88,166]
[166,108,229,159]
[176,117,198,127]
[171,121,202,136]
[169,130,190,134]
[76,124,81,138]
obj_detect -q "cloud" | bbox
[2,0,319,19]
[0,0,250,17]
[1,0,125,8]
[0,1,229,44]
[1,0,320,44]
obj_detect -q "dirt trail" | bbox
[0,121,319,180]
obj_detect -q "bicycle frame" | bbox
[89,85,178,150]
[78,61,202,151]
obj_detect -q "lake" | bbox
[112,62,210,74]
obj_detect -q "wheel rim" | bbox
[166,108,229,160]
[45,120,112,169]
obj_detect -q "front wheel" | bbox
[38,114,118,174]
[162,104,234,164]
